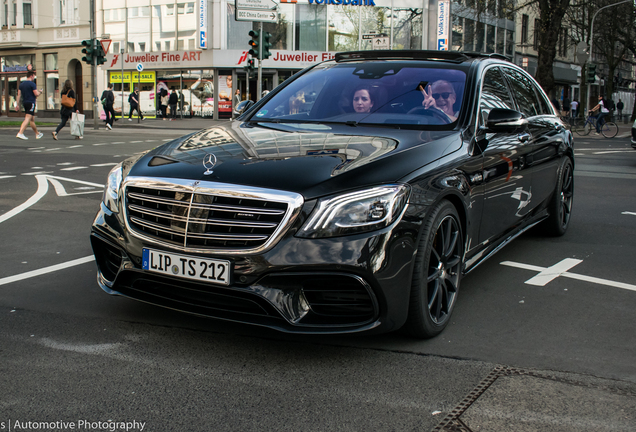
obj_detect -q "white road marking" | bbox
[112,142,125,144]
[57,162,74,166]
[0,175,16,179]
[622,211,636,216]
[28,147,45,150]
[90,163,119,167]
[0,256,95,286]
[130,140,143,143]
[67,145,83,148]
[44,148,62,152]
[92,143,108,146]
[60,166,88,171]
[0,175,49,224]
[21,171,53,176]
[593,150,633,155]
[0,175,104,224]
[523,258,582,286]
[501,260,636,292]
[145,140,157,142]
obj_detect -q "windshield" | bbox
[252,61,467,127]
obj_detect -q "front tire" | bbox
[404,201,463,339]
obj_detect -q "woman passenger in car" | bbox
[418,80,457,121]
[352,86,375,113]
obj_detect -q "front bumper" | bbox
[90,202,418,334]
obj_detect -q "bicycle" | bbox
[573,114,618,138]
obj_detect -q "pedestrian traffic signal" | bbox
[81,39,95,65]
[248,30,260,60]
[587,63,596,83]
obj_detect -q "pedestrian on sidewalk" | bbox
[169,89,178,120]
[617,99,624,120]
[52,80,81,140]
[128,88,144,121]
[101,84,115,130]
[570,99,579,118]
[16,70,43,140]
[160,89,169,121]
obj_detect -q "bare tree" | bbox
[534,0,571,94]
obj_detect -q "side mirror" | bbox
[235,100,254,118]
[485,108,528,133]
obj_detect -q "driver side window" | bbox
[479,67,514,126]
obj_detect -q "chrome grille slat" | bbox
[128,192,191,208]
[124,179,304,253]
[189,203,286,215]
[130,217,186,236]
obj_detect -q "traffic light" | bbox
[81,39,95,65]
[248,29,260,60]
[262,32,272,60]
[587,63,596,83]
[96,43,107,65]
[243,58,256,79]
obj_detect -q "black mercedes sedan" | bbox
[90,51,574,338]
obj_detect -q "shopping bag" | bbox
[70,112,85,137]
[99,110,106,120]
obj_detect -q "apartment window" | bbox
[166,4,174,16]
[186,2,194,13]
[533,19,540,50]
[521,14,528,45]
[177,3,185,14]
[23,2,31,25]
[4,2,7,27]
[127,42,135,52]
[12,0,16,25]
[558,28,568,57]
[58,0,64,24]
[139,42,146,52]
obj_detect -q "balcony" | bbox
[0,27,38,47]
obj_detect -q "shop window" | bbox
[226,4,253,50]
[486,25,495,53]
[44,53,59,110]
[390,7,423,50]
[496,26,505,54]
[295,4,327,51]
[23,2,31,26]
[506,29,514,57]
[260,4,292,50]
[464,19,474,52]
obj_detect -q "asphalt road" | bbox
[1,123,635,432]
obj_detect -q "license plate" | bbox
[142,248,231,286]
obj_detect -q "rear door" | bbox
[476,66,535,245]
[502,67,564,212]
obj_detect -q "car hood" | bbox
[126,121,461,199]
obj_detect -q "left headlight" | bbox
[298,184,410,239]
[102,163,123,212]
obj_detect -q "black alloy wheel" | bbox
[405,201,463,338]
[542,157,574,236]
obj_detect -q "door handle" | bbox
[517,132,531,143]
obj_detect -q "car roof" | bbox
[334,50,511,65]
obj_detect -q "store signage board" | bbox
[199,0,208,49]
[437,0,450,51]
[235,8,278,22]
[362,31,377,40]
[236,0,278,10]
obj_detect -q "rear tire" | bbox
[404,201,463,339]
[541,157,574,236]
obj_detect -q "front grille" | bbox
[125,181,297,251]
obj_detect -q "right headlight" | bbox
[102,163,123,213]
[298,184,410,239]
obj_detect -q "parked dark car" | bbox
[90,51,574,338]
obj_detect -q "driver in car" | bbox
[418,80,457,121]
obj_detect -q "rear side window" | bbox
[502,67,542,118]
[479,67,514,126]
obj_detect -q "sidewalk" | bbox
[0,115,233,131]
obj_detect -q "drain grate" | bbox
[432,366,636,432]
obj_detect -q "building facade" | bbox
[0,0,93,118]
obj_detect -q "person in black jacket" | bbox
[128,88,144,121]
[101,83,115,130]
[52,80,80,140]
[169,89,178,120]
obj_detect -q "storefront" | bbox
[0,54,35,117]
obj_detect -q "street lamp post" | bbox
[120,40,125,123]
[585,0,632,114]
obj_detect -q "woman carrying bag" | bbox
[52,80,81,140]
